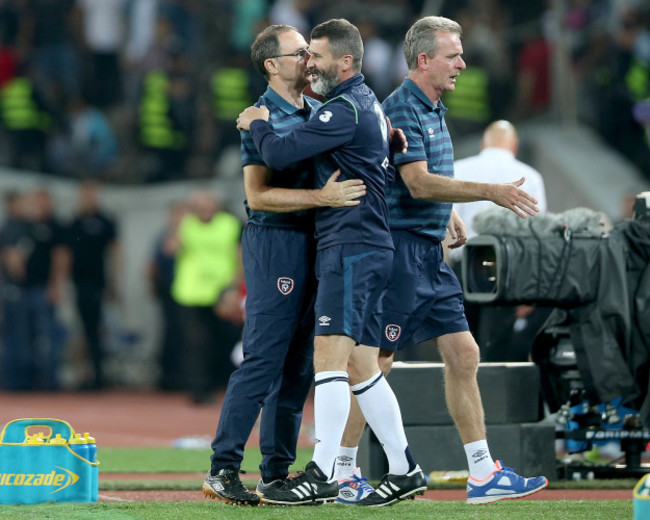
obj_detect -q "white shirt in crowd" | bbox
[452,147,547,257]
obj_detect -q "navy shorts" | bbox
[314,243,393,345]
[378,231,468,351]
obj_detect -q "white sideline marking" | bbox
[98,494,134,502]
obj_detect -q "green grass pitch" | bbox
[0,446,636,519]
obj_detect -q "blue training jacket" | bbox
[249,74,393,251]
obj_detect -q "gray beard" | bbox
[311,72,338,96]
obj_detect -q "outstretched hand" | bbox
[320,169,367,208]
[236,105,270,131]
[491,177,539,218]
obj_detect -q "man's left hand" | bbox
[387,117,407,155]
[446,209,467,249]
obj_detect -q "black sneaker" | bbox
[202,467,260,506]
[357,465,427,506]
[255,477,287,498]
[258,461,338,506]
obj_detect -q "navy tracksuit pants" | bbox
[210,224,316,480]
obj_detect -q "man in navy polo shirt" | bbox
[237,18,427,506]
[202,24,367,507]
[343,15,548,506]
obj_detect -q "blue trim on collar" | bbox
[264,86,314,114]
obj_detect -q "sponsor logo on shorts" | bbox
[385,324,401,342]
[318,315,331,326]
[277,277,294,295]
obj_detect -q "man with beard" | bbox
[202,24,367,506]
[237,18,426,506]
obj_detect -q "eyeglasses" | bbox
[271,49,311,59]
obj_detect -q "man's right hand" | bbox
[490,177,539,218]
[319,169,366,208]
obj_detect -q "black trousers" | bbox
[157,289,185,390]
[75,281,104,388]
[179,305,241,402]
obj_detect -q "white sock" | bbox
[352,372,412,475]
[334,446,358,480]
[312,371,350,480]
[464,439,498,480]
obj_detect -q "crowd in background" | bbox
[0,182,245,401]
[1,0,650,396]
[0,0,648,183]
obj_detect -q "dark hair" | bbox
[310,19,363,73]
[251,24,298,80]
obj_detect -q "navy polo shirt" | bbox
[241,86,320,231]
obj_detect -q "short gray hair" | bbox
[403,16,462,71]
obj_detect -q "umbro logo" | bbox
[472,449,488,459]
[318,316,331,326]
[385,324,401,342]
[277,277,294,295]
[428,127,435,137]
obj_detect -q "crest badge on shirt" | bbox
[277,277,294,295]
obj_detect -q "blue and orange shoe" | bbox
[466,461,548,505]
[336,468,375,504]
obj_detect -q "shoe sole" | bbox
[358,485,427,507]
[257,493,338,506]
[466,480,549,505]
[202,483,260,506]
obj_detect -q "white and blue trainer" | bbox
[466,460,548,505]
[336,468,375,504]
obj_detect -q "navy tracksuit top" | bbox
[249,74,393,252]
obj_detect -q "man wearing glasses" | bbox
[236,18,425,506]
[203,24,366,506]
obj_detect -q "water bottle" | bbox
[69,434,92,501]
[24,434,45,444]
[69,434,89,459]
[83,433,98,502]
[49,434,67,445]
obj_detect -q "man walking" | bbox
[350,16,547,505]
